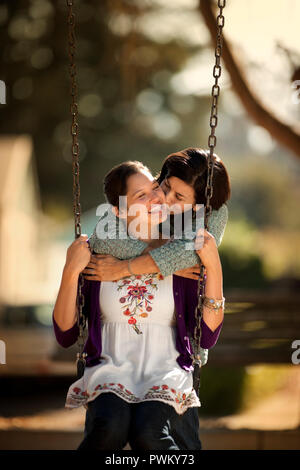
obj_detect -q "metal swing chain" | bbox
[66,0,87,379]
[192,0,226,395]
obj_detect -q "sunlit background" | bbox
[0,0,299,450]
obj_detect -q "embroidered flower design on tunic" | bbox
[67,381,199,414]
[115,273,163,334]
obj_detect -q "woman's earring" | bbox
[192,209,196,219]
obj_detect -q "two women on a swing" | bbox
[52,147,231,450]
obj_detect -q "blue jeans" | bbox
[77,392,202,451]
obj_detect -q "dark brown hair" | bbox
[156,147,231,210]
[103,160,152,208]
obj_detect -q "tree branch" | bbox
[199,0,300,160]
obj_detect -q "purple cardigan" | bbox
[52,275,223,372]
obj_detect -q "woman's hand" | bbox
[64,234,91,276]
[194,229,221,271]
[82,254,128,281]
[175,264,201,280]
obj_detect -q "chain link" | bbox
[192,0,226,395]
[65,0,225,384]
[66,0,87,379]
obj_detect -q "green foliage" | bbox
[198,364,292,417]
[0,0,209,216]
[198,366,247,416]
[221,249,268,290]
[219,217,269,289]
[228,158,300,231]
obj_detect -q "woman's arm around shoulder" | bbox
[149,203,228,277]
[88,208,148,259]
[84,204,228,281]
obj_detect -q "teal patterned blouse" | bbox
[88,203,228,276]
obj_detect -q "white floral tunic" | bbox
[65,273,201,415]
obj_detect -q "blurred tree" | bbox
[219,217,269,290]
[0,0,210,217]
[200,0,300,160]
[229,159,300,230]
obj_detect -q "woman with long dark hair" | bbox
[52,149,230,450]
[87,147,230,282]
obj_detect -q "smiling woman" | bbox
[52,0,229,452]
[88,148,230,281]
[157,148,230,213]
[103,160,168,243]
[52,159,225,450]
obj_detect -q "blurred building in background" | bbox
[0,134,64,306]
